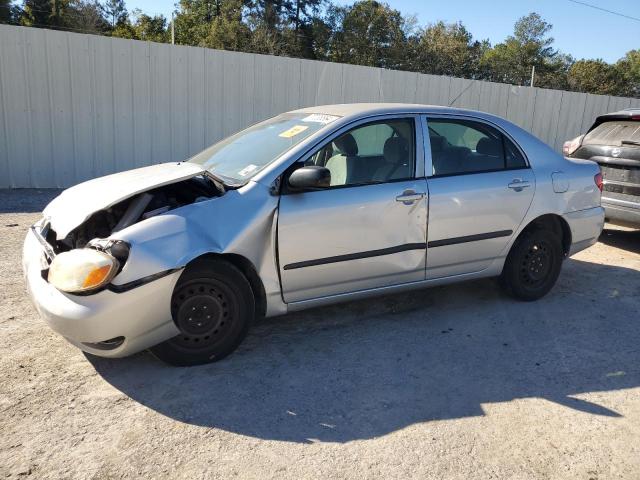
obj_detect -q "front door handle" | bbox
[507,179,531,192]
[395,190,425,205]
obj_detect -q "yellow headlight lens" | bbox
[48,249,118,293]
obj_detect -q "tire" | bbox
[499,228,563,301]
[150,258,255,366]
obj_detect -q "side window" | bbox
[428,119,527,176]
[305,119,415,187]
[504,137,527,168]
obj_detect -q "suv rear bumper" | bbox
[602,196,640,228]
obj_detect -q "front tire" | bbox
[150,258,255,366]
[500,228,563,301]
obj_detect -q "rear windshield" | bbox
[583,120,640,146]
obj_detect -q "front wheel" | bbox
[500,228,563,301]
[150,258,255,366]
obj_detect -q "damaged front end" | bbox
[50,175,221,252]
[33,163,225,294]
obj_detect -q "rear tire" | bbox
[500,228,563,301]
[150,258,254,366]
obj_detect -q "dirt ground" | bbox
[1,189,639,480]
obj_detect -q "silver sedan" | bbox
[23,104,605,365]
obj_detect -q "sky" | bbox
[125,0,639,63]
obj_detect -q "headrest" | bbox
[429,135,445,152]
[334,133,358,156]
[383,137,408,163]
[476,137,501,157]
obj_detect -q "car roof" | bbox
[290,103,495,119]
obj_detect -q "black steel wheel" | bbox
[150,258,255,366]
[500,228,563,301]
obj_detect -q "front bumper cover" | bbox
[23,228,181,358]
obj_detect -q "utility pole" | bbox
[530,65,535,87]
[171,13,175,45]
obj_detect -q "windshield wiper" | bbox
[203,172,227,194]
[621,140,640,147]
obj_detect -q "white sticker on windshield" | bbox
[302,114,340,124]
[238,164,258,177]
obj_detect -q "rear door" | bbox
[277,116,428,303]
[423,115,535,279]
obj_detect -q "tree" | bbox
[18,0,110,32]
[173,0,246,46]
[481,12,571,89]
[283,0,325,56]
[20,0,56,27]
[329,0,411,70]
[247,0,290,32]
[615,50,640,98]
[102,0,127,27]
[203,0,251,51]
[567,59,623,95]
[0,0,18,23]
[70,0,110,33]
[409,21,488,78]
[112,9,168,42]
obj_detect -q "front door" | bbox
[278,116,428,303]
[423,116,536,279]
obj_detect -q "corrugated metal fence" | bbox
[1,24,639,188]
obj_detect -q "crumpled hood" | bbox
[44,162,207,238]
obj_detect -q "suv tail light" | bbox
[563,135,584,156]
[594,172,603,192]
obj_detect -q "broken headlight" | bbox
[48,249,119,293]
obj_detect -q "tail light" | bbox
[563,135,584,156]
[594,172,603,192]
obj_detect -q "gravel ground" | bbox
[1,189,639,479]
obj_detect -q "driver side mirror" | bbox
[288,166,331,191]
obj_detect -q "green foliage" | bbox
[20,0,58,27]
[329,0,410,69]
[0,0,18,23]
[5,2,639,98]
[112,9,168,42]
[203,0,250,51]
[409,21,488,78]
[568,59,623,95]
[615,50,640,97]
[481,12,572,89]
[17,0,108,33]
[102,0,126,27]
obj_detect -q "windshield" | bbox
[189,112,340,183]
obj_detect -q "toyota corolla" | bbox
[23,104,605,366]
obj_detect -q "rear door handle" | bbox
[395,190,425,205]
[507,179,531,192]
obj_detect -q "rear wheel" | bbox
[150,258,254,366]
[500,228,563,301]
